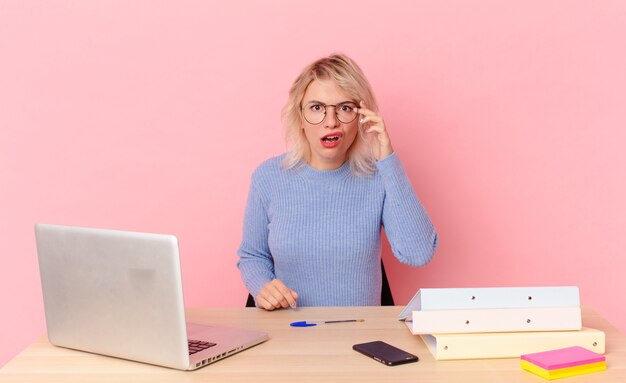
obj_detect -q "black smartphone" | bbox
[353,341,419,366]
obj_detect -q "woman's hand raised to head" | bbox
[255,279,298,311]
[358,101,394,161]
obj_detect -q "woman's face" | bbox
[301,79,359,170]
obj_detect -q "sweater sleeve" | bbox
[377,152,438,266]
[236,176,276,298]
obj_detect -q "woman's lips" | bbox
[320,132,343,148]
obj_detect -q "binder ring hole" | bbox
[444,346,448,350]
[465,320,470,325]
[528,296,533,300]
[593,342,598,347]
[527,319,531,323]
[471,296,476,300]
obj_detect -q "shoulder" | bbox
[251,154,286,179]
[249,154,293,193]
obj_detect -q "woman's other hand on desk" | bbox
[256,279,298,310]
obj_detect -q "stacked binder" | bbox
[399,286,606,360]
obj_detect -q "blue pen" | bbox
[290,319,364,327]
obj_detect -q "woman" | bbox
[237,53,438,310]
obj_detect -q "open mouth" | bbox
[321,135,341,142]
[320,133,343,148]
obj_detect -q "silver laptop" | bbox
[35,223,268,370]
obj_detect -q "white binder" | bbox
[399,286,580,320]
[405,306,582,334]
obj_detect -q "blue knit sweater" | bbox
[236,152,438,306]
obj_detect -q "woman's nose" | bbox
[323,107,340,128]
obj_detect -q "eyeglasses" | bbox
[301,101,359,125]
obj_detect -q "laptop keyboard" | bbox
[188,339,217,355]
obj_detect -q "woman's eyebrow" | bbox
[303,100,355,105]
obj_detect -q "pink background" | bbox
[1,0,625,367]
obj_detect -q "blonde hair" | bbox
[282,53,378,176]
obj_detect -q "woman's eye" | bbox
[340,105,353,112]
[310,104,323,112]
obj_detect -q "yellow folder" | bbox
[521,360,607,380]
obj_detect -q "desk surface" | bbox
[1,306,625,382]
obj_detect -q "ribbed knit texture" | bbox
[237,152,438,307]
